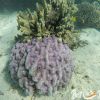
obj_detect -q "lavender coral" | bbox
[9,36,74,95]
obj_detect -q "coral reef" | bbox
[76,1,100,29]
[9,0,77,96]
[75,0,99,4]
[9,36,74,95]
[16,0,79,47]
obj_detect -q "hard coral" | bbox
[77,1,100,29]
[16,0,79,47]
[75,0,99,4]
[9,36,74,95]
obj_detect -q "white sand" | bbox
[0,12,100,100]
[72,28,100,100]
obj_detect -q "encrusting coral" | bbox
[9,36,74,95]
[16,0,79,48]
[76,1,100,29]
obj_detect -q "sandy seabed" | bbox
[0,12,100,100]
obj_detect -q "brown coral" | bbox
[16,0,79,48]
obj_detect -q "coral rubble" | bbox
[9,36,74,95]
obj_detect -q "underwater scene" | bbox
[0,0,100,100]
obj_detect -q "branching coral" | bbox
[16,0,79,47]
[9,36,74,95]
[76,1,100,29]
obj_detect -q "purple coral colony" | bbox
[9,0,78,96]
[10,36,74,95]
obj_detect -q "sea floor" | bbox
[0,12,100,100]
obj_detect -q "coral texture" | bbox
[75,0,99,4]
[9,36,74,95]
[16,0,79,47]
[77,1,100,29]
